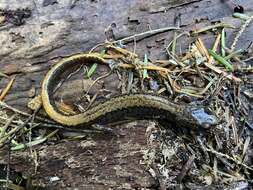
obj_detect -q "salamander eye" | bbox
[202,123,211,129]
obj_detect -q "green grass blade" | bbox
[11,137,47,151]
[208,49,234,71]
[86,63,98,78]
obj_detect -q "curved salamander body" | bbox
[41,53,218,129]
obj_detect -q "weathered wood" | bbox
[1,121,159,189]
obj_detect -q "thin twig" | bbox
[206,146,253,171]
[113,26,180,44]
[0,101,55,124]
[231,15,253,51]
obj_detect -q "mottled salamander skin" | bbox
[41,53,218,129]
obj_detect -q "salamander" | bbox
[41,53,218,129]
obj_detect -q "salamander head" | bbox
[182,107,219,129]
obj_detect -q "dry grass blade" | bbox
[118,63,170,73]
[179,89,204,98]
[0,125,20,147]
[198,76,217,95]
[212,33,221,51]
[242,136,251,158]
[177,154,195,182]
[0,76,15,101]
[166,32,190,54]
[106,45,138,58]
[192,23,234,34]
[221,28,226,57]
[171,32,177,55]
[0,101,55,124]
[224,50,243,61]
[206,146,253,171]
[203,62,241,82]
[0,71,9,78]
[196,38,210,60]
[181,49,197,62]
[127,71,133,93]
[0,114,16,138]
[209,33,221,63]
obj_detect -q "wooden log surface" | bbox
[0,0,253,189]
